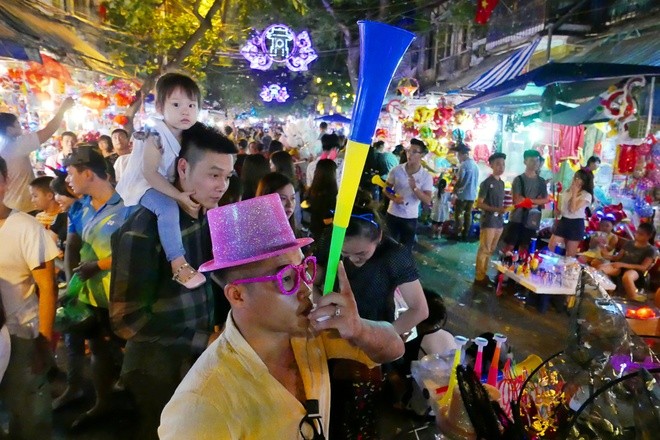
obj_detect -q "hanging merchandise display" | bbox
[599,76,645,137]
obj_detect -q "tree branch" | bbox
[320,0,359,91]
[320,0,351,42]
[168,0,224,67]
[192,0,204,21]
[378,0,388,21]
[125,0,226,133]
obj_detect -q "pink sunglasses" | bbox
[232,256,317,296]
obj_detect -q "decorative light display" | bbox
[260,84,290,103]
[240,24,318,72]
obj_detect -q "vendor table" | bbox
[494,262,576,295]
[493,254,616,312]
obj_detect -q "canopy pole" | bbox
[550,111,556,215]
[646,77,655,137]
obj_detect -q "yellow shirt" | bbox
[158,313,376,439]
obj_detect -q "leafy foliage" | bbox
[103,0,443,111]
[105,0,302,83]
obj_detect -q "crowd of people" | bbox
[0,70,657,440]
[0,72,442,440]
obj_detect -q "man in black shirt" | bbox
[110,123,237,440]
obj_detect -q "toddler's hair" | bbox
[156,73,201,110]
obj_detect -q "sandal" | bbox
[172,263,206,289]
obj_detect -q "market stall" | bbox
[408,268,659,439]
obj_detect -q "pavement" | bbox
[2,230,572,439]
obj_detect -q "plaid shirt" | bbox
[110,207,218,352]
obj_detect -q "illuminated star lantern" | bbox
[240,24,318,72]
[260,84,290,103]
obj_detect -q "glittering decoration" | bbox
[240,24,318,72]
[260,84,290,103]
[519,362,567,438]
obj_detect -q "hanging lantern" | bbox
[375,128,389,139]
[25,69,49,90]
[113,92,133,107]
[113,114,129,126]
[7,68,23,82]
[50,78,65,95]
[386,99,406,120]
[397,77,419,97]
[80,92,110,111]
[35,91,51,102]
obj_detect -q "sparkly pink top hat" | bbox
[199,194,314,272]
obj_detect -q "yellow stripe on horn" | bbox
[334,140,371,228]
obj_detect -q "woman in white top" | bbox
[549,169,594,257]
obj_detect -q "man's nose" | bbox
[298,279,312,297]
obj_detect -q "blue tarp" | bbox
[520,97,609,126]
[315,114,351,124]
[457,62,660,110]
[0,38,41,62]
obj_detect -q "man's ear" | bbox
[224,284,247,308]
[177,157,189,183]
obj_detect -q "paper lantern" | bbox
[35,91,51,102]
[419,125,433,139]
[7,68,23,82]
[113,92,133,107]
[386,99,405,120]
[617,144,637,174]
[50,78,65,95]
[396,77,419,97]
[80,92,110,111]
[425,138,439,153]
[113,115,129,126]
[375,128,389,139]
[434,106,454,124]
[402,120,418,136]
[648,169,660,186]
[25,70,49,89]
[413,106,434,124]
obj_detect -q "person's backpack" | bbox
[517,176,542,230]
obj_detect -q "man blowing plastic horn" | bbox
[158,193,404,439]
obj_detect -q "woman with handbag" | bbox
[548,169,594,257]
